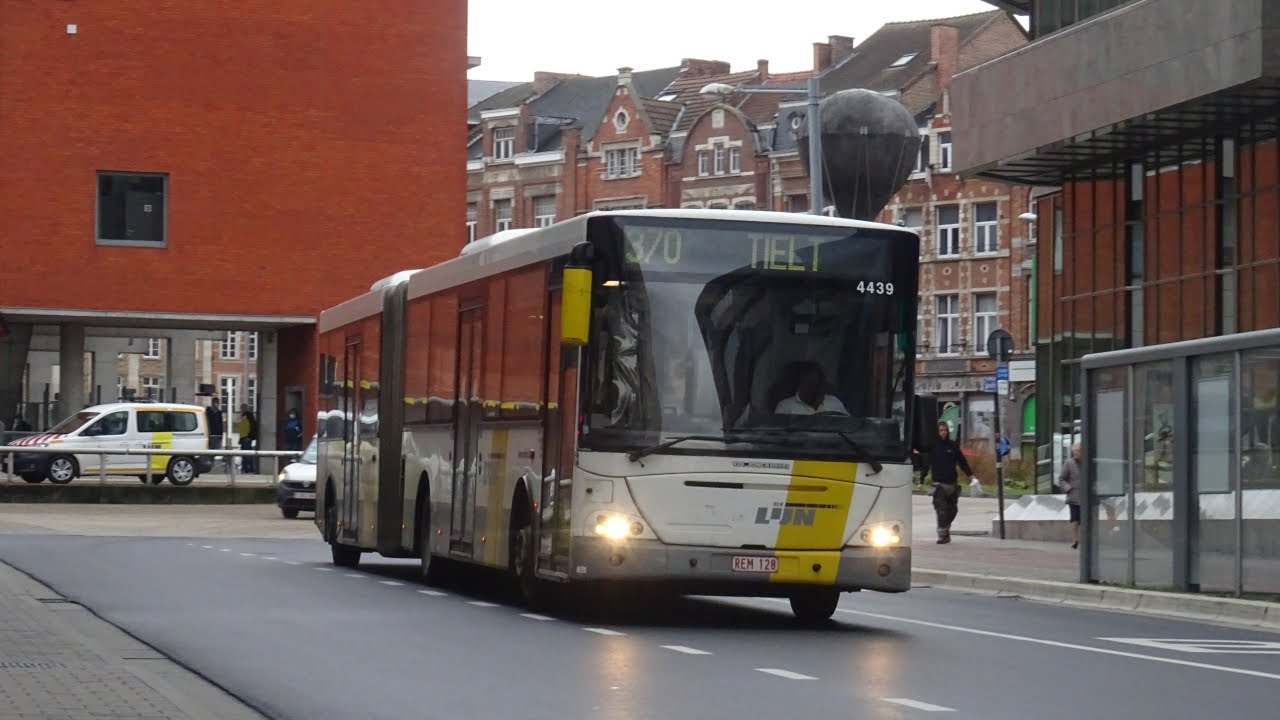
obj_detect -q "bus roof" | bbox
[319,208,913,333]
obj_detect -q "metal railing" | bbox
[1,445,303,487]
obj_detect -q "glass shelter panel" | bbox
[1191,354,1236,593]
[1090,366,1130,584]
[1133,362,1175,588]
[1241,349,1280,594]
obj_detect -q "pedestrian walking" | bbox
[1058,441,1082,549]
[237,404,259,474]
[205,397,225,472]
[920,421,977,544]
[282,409,303,452]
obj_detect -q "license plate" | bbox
[731,556,777,573]
[294,492,315,500]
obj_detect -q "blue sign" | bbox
[983,378,998,393]
[996,364,1009,381]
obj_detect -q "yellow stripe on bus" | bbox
[769,460,857,585]
[483,428,510,565]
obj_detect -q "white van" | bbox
[4,402,211,485]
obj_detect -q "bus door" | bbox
[539,290,578,576]
[451,306,484,554]
[341,340,361,540]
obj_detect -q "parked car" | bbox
[276,436,317,518]
[1,402,210,485]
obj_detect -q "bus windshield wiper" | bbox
[627,435,729,462]
[743,427,883,475]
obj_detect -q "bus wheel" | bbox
[326,500,360,568]
[509,498,543,609]
[417,498,446,585]
[789,589,840,624]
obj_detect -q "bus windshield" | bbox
[581,216,919,462]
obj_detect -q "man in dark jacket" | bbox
[205,398,225,472]
[920,421,977,544]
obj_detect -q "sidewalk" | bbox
[0,559,263,720]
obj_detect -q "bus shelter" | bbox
[1080,328,1280,596]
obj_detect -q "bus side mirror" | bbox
[560,266,592,347]
[912,394,939,453]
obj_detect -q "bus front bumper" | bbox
[568,537,911,594]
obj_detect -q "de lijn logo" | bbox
[754,502,838,527]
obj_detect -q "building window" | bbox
[913,131,931,176]
[116,376,124,400]
[902,207,923,235]
[533,196,556,228]
[494,199,513,232]
[974,202,999,253]
[733,199,756,210]
[713,143,725,175]
[247,376,257,409]
[708,201,729,210]
[937,132,953,172]
[936,205,961,257]
[605,147,639,178]
[466,203,477,244]
[787,194,808,213]
[729,147,742,174]
[220,332,238,360]
[144,338,162,359]
[492,127,515,161]
[890,52,919,68]
[247,332,258,361]
[698,151,710,177]
[973,292,998,351]
[1053,205,1064,275]
[96,171,166,245]
[936,295,960,355]
[141,376,161,400]
[220,376,238,413]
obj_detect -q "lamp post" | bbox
[699,79,824,215]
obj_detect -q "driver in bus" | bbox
[774,363,849,416]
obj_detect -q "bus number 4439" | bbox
[857,281,894,295]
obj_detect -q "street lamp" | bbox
[699,77,824,216]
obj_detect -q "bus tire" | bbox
[417,490,446,585]
[508,486,543,609]
[325,491,361,568]
[789,589,840,624]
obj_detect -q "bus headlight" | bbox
[860,523,902,547]
[594,513,643,541]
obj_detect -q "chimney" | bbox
[813,41,833,73]
[617,66,634,86]
[828,35,855,64]
[757,59,769,82]
[680,58,732,77]
[533,71,576,95]
[930,25,961,90]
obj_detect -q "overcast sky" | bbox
[467,0,1007,80]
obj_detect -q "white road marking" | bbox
[379,580,404,586]
[1100,638,1280,654]
[755,668,816,680]
[661,645,711,655]
[219,549,231,552]
[418,590,446,597]
[823,604,1280,681]
[186,543,194,546]
[285,561,301,566]
[344,573,363,578]
[201,545,213,549]
[520,613,553,621]
[240,553,256,557]
[584,628,626,636]
[262,557,279,561]
[467,601,499,607]
[313,567,333,572]
[885,698,955,712]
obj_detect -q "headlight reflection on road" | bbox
[591,630,641,720]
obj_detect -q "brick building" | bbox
[0,1,468,445]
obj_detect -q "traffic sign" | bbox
[996,364,1009,381]
[998,379,1010,397]
[983,378,998,393]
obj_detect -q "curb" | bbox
[0,483,275,505]
[913,568,1280,631]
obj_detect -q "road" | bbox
[0,532,1276,720]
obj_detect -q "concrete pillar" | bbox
[58,324,87,422]
[0,322,33,424]
[166,331,198,404]
[258,330,279,466]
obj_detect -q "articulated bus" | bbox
[314,209,938,621]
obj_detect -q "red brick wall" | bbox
[0,1,466,318]
[583,85,667,208]
[958,13,1029,74]
[671,107,762,208]
[277,325,317,445]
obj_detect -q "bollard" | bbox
[5,450,12,484]
[228,452,236,488]
[99,453,106,486]
[145,452,152,486]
